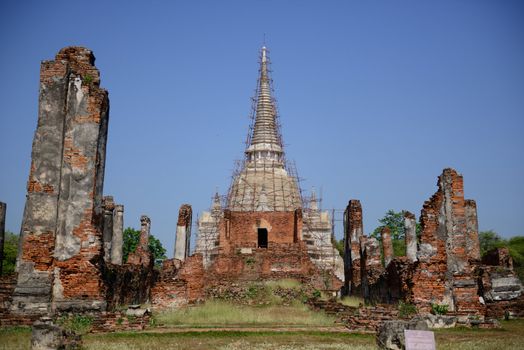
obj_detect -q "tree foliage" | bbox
[371,210,421,257]
[1,231,18,275]
[479,230,524,282]
[334,238,344,257]
[479,230,506,256]
[123,227,167,265]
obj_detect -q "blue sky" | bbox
[1,1,523,256]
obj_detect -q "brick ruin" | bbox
[174,204,192,261]
[342,168,524,322]
[0,46,522,329]
[11,47,110,315]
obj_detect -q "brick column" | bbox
[404,211,417,262]
[110,205,124,265]
[174,204,192,261]
[12,47,109,314]
[128,215,151,266]
[343,199,363,295]
[465,199,480,261]
[360,236,382,300]
[102,196,115,262]
[381,226,394,266]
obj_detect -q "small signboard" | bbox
[404,329,436,350]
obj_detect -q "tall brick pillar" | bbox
[360,236,382,300]
[174,204,192,261]
[110,204,124,265]
[102,196,115,262]
[0,202,5,275]
[381,226,394,267]
[12,47,109,314]
[465,200,480,261]
[128,215,152,266]
[413,168,483,314]
[343,200,363,295]
[404,211,417,262]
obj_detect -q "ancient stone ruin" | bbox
[11,47,109,315]
[342,168,524,323]
[0,46,522,334]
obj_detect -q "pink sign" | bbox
[404,330,436,350]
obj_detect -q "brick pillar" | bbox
[343,199,363,295]
[102,196,115,262]
[360,236,382,300]
[381,226,394,266]
[174,204,192,261]
[110,205,124,265]
[0,202,5,275]
[404,211,417,262]
[465,199,480,261]
[128,215,151,266]
[12,47,109,314]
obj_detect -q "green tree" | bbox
[334,238,344,257]
[1,231,19,275]
[122,227,167,265]
[371,210,421,257]
[479,230,506,256]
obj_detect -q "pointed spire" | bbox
[247,46,283,154]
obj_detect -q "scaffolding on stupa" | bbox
[194,46,344,280]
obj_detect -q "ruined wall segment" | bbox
[174,204,192,261]
[381,226,394,267]
[127,216,152,267]
[343,200,363,295]
[12,47,109,314]
[110,205,124,265]
[102,196,115,262]
[404,211,417,262]
[360,236,383,300]
[412,168,482,314]
[465,199,480,261]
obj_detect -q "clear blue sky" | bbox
[1,1,523,257]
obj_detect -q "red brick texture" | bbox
[343,200,363,296]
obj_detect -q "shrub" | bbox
[430,303,449,315]
[56,314,93,334]
[398,301,417,318]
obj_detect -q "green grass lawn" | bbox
[2,320,524,350]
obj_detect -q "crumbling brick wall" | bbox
[12,47,109,315]
[343,200,363,295]
[104,263,157,309]
[412,169,482,314]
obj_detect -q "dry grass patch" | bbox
[0,327,31,350]
[339,296,364,308]
[155,300,337,327]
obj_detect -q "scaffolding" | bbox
[194,46,344,280]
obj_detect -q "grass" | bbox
[264,278,302,289]
[2,319,524,349]
[155,299,337,327]
[339,296,364,308]
[0,327,31,350]
[434,319,524,350]
[84,331,373,350]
